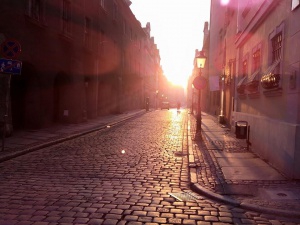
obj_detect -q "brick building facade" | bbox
[0,0,162,132]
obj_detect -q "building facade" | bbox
[0,0,162,133]
[207,0,300,178]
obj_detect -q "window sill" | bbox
[263,88,283,97]
[59,32,73,42]
[238,94,247,99]
[248,92,260,99]
[25,15,48,28]
[99,7,108,15]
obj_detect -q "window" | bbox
[84,17,91,48]
[237,57,248,94]
[242,0,251,18]
[100,0,106,9]
[28,0,42,21]
[62,0,71,35]
[252,49,261,72]
[99,30,104,56]
[123,20,126,34]
[242,59,248,78]
[122,51,125,68]
[271,32,282,63]
[113,2,118,21]
[260,25,284,92]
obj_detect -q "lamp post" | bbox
[193,51,207,132]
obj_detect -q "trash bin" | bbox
[235,121,248,139]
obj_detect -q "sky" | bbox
[130,0,211,88]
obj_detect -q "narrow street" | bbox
[0,110,299,225]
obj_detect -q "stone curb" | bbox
[0,110,146,163]
[190,182,300,218]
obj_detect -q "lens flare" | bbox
[221,0,230,5]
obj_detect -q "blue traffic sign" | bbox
[0,58,22,75]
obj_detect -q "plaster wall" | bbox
[234,111,300,179]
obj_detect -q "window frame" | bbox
[62,0,71,36]
[100,0,106,10]
[113,1,118,21]
[260,22,285,92]
[252,43,262,73]
[84,17,92,49]
[242,56,248,78]
[26,0,46,24]
[271,32,282,63]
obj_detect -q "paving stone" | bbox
[88,219,104,225]
[204,216,219,222]
[182,219,197,224]
[168,218,182,224]
[124,215,138,221]
[73,218,90,224]
[102,219,118,225]
[153,217,167,223]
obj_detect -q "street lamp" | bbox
[193,51,207,132]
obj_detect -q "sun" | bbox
[163,60,190,89]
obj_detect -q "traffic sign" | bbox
[193,76,207,90]
[0,39,21,59]
[0,58,22,75]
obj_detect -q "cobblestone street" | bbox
[0,110,299,224]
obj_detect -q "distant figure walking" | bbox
[177,102,181,110]
[146,97,150,111]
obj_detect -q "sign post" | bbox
[0,39,21,59]
[0,38,22,143]
[192,75,207,133]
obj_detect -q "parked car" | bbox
[161,102,170,110]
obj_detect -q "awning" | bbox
[245,70,260,93]
[236,76,248,94]
[262,59,281,76]
[247,70,260,84]
[237,76,248,86]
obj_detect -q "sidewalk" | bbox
[0,109,146,163]
[188,112,300,218]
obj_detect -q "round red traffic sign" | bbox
[0,39,21,59]
[193,76,207,90]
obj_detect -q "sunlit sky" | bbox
[130,0,211,88]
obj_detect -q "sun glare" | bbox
[130,0,211,90]
[220,0,230,5]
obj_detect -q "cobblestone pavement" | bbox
[0,110,300,224]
